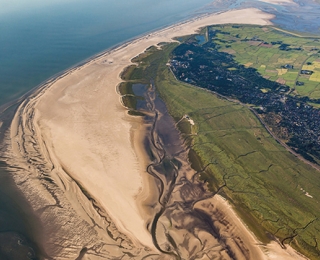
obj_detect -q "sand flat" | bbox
[33,7,274,249]
[8,7,308,259]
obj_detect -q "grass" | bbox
[118,82,134,95]
[121,39,320,259]
[209,25,320,99]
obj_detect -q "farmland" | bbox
[171,25,320,165]
[209,25,320,98]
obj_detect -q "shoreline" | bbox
[0,6,274,116]
[0,10,210,112]
[4,7,308,259]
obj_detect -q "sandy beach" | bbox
[5,7,307,259]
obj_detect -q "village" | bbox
[170,38,320,163]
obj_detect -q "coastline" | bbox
[4,7,307,259]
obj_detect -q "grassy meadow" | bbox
[120,35,320,258]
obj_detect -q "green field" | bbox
[121,41,320,259]
[209,25,320,98]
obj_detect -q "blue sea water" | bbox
[0,0,217,107]
[1,0,320,108]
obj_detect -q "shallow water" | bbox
[0,0,216,108]
[245,0,320,34]
[272,0,320,34]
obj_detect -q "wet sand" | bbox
[4,7,307,259]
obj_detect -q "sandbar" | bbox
[6,7,307,259]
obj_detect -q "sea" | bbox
[0,0,218,108]
[1,0,320,108]
[0,0,320,258]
